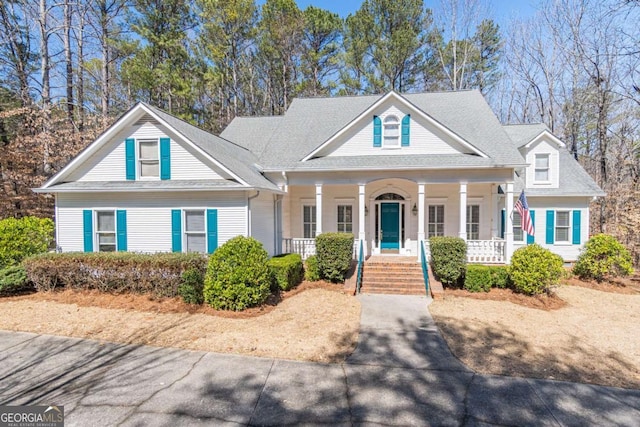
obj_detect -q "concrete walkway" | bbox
[0,294,638,426]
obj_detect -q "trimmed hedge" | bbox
[573,234,633,282]
[429,236,467,287]
[508,244,564,295]
[22,252,207,297]
[0,266,31,296]
[304,255,321,282]
[488,265,510,288]
[0,217,54,268]
[178,267,205,304]
[464,265,492,292]
[268,253,303,291]
[316,233,354,283]
[203,236,271,311]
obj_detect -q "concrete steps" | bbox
[360,258,427,295]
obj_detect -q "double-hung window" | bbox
[512,211,524,242]
[383,115,400,148]
[185,210,206,253]
[139,139,159,178]
[96,211,116,252]
[466,205,480,240]
[428,205,445,237]
[555,211,570,242]
[303,205,316,238]
[337,205,353,233]
[535,154,550,182]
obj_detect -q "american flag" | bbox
[514,190,535,236]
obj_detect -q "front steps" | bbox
[360,256,427,295]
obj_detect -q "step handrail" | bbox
[420,239,430,296]
[355,239,364,294]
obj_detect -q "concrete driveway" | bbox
[0,294,639,426]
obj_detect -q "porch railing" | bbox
[466,239,505,264]
[420,240,429,295]
[282,238,316,260]
[355,239,364,294]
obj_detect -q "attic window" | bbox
[139,139,159,178]
[383,115,400,148]
[534,153,550,182]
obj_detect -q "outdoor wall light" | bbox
[364,206,369,216]
[412,203,418,216]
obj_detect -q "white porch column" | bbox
[458,183,467,241]
[505,182,514,263]
[491,184,499,238]
[418,183,426,262]
[358,184,366,249]
[315,183,323,236]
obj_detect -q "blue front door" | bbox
[380,202,400,250]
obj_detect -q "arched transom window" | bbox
[375,193,405,200]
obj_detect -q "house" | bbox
[36,90,604,266]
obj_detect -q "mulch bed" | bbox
[442,287,567,311]
[563,276,640,294]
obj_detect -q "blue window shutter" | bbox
[83,210,93,252]
[527,210,535,244]
[171,210,182,252]
[207,209,218,254]
[572,210,581,245]
[546,210,555,244]
[160,137,171,180]
[500,209,505,239]
[401,114,410,146]
[125,138,135,180]
[373,116,382,147]
[116,210,127,251]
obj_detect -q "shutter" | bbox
[125,138,135,180]
[572,210,581,245]
[527,210,535,244]
[116,210,127,251]
[83,210,93,252]
[546,210,555,244]
[160,137,171,180]
[401,114,410,146]
[500,209,505,239]
[207,209,218,254]
[373,116,382,147]
[171,210,182,252]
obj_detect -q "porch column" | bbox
[505,182,514,263]
[315,184,323,236]
[418,183,426,262]
[458,183,467,241]
[358,184,366,255]
[491,184,499,238]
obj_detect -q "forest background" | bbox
[1,0,639,261]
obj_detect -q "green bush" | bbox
[22,252,207,297]
[429,236,467,287]
[464,265,492,292]
[573,234,633,282]
[488,265,510,288]
[304,255,321,282]
[268,253,303,291]
[508,244,564,295]
[178,268,204,304]
[203,236,271,311]
[316,233,354,283]
[0,217,54,268]
[0,266,31,295]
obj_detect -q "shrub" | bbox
[0,266,31,296]
[0,217,54,268]
[316,233,354,283]
[203,236,271,311]
[429,236,467,287]
[22,252,207,297]
[178,268,204,304]
[488,265,510,289]
[304,255,321,282]
[268,253,303,291]
[508,244,564,295]
[573,234,633,282]
[464,265,492,292]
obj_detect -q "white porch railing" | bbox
[466,239,505,264]
[282,238,361,260]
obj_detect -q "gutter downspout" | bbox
[247,190,260,237]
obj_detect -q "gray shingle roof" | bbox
[143,103,280,191]
[221,116,283,156]
[284,154,494,171]
[35,180,254,193]
[503,123,549,148]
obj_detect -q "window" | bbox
[337,205,352,233]
[428,205,445,237]
[96,211,116,252]
[556,211,570,242]
[513,211,524,242]
[139,139,159,178]
[383,115,400,147]
[303,205,316,238]
[466,205,480,240]
[185,210,206,252]
[535,154,550,182]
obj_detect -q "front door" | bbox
[380,202,400,250]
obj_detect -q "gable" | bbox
[522,136,560,189]
[67,116,231,183]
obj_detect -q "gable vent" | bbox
[134,114,159,126]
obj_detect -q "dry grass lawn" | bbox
[0,284,361,363]
[429,284,640,389]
